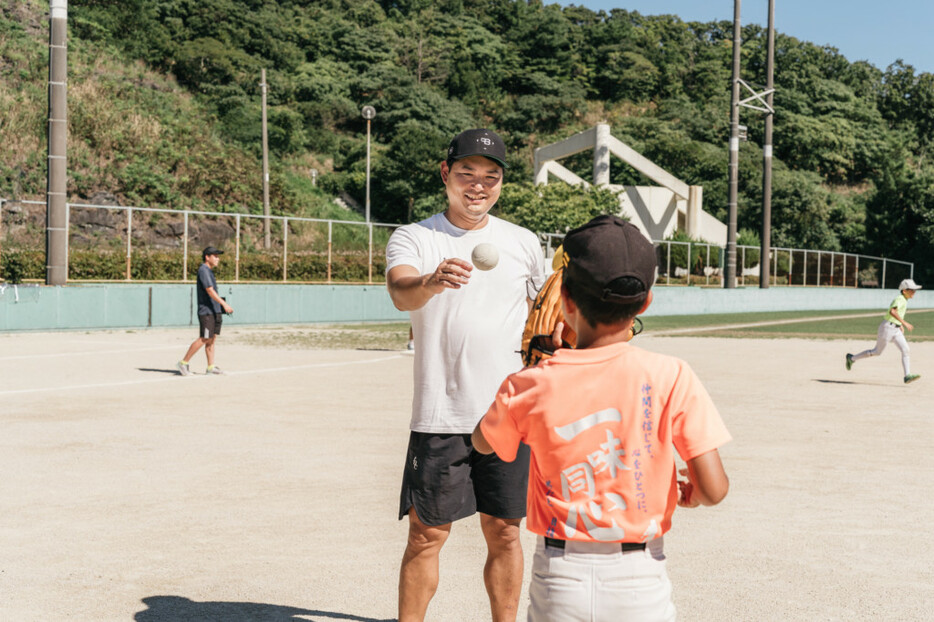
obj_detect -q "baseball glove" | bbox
[521,265,577,367]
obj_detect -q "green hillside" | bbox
[3,0,934,280]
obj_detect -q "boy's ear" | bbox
[560,283,576,317]
[637,290,653,315]
[440,160,450,183]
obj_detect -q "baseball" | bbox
[471,243,499,271]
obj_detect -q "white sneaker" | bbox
[177,361,191,376]
[206,366,226,375]
[406,340,415,351]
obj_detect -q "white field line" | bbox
[0,354,404,396]
[648,308,934,336]
[0,345,179,361]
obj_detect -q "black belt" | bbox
[545,536,645,552]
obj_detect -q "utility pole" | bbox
[261,68,270,249]
[759,0,776,289]
[725,0,742,289]
[46,0,68,285]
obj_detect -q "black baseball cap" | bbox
[447,129,508,169]
[202,246,224,258]
[563,215,657,304]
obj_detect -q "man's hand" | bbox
[425,258,473,293]
[222,301,233,315]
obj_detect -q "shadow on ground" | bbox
[135,596,395,621]
[813,379,892,386]
[137,368,184,375]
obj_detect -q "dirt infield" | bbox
[1,327,932,621]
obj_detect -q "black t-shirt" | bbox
[196,263,221,316]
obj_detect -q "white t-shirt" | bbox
[386,212,546,433]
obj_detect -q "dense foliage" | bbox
[3,0,934,281]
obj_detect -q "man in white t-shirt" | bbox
[386,129,546,622]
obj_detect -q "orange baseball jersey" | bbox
[480,341,731,543]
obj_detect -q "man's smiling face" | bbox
[441,155,503,230]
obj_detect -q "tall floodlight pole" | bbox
[759,0,776,288]
[725,0,742,289]
[46,0,68,285]
[362,105,376,223]
[261,68,270,249]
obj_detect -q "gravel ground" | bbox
[0,327,931,621]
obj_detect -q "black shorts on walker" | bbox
[198,313,223,339]
[398,431,530,526]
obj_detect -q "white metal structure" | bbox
[533,124,727,245]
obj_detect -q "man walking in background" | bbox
[177,246,233,376]
[385,128,546,621]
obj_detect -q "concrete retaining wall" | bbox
[0,283,930,331]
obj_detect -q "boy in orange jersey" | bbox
[472,215,731,621]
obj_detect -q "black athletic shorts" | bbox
[398,431,530,526]
[198,313,223,339]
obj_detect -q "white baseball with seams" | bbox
[471,243,499,271]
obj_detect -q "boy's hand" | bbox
[904,321,914,332]
[677,468,699,508]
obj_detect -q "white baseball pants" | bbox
[852,321,911,375]
[527,536,676,622]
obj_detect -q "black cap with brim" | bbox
[202,246,224,258]
[563,215,657,304]
[447,129,508,169]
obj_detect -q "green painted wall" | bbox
[0,283,930,331]
[0,283,406,331]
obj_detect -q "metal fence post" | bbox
[706,244,711,286]
[687,242,691,286]
[1,199,6,274]
[666,241,671,286]
[283,217,288,282]
[368,222,374,284]
[882,258,887,289]
[235,214,241,282]
[125,207,132,281]
[327,221,332,284]
[182,212,189,281]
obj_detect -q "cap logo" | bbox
[480,137,492,145]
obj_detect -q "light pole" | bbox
[46,0,68,285]
[362,105,376,223]
[261,68,270,248]
[725,0,742,289]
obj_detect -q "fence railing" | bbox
[1,199,399,284]
[543,234,915,290]
[1,198,915,288]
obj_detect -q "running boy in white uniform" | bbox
[846,278,922,384]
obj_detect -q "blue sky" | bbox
[558,1,934,75]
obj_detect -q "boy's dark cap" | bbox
[563,215,657,304]
[202,246,224,257]
[447,129,508,169]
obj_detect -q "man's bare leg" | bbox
[182,337,206,363]
[204,336,216,367]
[480,513,523,622]
[399,509,451,622]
